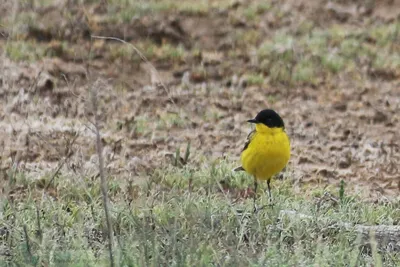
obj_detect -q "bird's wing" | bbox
[242,129,256,152]
[233,130,256,172]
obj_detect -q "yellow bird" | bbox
[235,109,290,211]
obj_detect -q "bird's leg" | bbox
[267,179,272,204]
[253,178,258,213]
[255,180,273,212]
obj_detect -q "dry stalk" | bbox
[35,205,42,241]
[22,224,33,261]
[45,132,79,190]
[90,85,114,267]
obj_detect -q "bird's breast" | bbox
[240,131,290,180]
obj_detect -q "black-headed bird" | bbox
[235,109,290,211]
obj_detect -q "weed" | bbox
[6,41,45,62]
[246,73,264,86]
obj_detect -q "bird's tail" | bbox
[232,166,245,172]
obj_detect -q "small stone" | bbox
[373,110,387,123]
[332,102,347,112]
[338,159,351,169]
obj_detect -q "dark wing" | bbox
[233,166,244,172]
[233,130,256,172]
[242,130,255,152]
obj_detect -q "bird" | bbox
[234,109,290,212]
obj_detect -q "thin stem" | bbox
[91,88,114,267]
[253,178,258,213]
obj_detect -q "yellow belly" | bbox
[240,130,290,181]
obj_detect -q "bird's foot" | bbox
[268,197,274,206]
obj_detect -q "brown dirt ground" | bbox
[0,0,399,201]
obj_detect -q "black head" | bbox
[247,109,285,128]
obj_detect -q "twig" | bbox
[90,84,114,267]
[44,157,67,190]
[28,70,42,93]
[45,132,79,190]
[35,205,42,241]
[23,225,33,261]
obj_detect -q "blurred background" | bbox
[0,0,399,199]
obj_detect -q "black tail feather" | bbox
[233,166,245,172]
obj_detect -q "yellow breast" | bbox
[240,124,290,180]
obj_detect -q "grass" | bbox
[5,40,46,62]
[242,2,271,21]
[245,73,264,86]
[234,29,262,47]
[107,41,185,64]
[255,22,400,85]
[157,112,187,130]
[1,161,399,266]
[106,0,234,22]
[2,1,399,87]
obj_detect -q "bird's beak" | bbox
[247,119,258,124]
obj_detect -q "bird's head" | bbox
[247,109,285,129]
